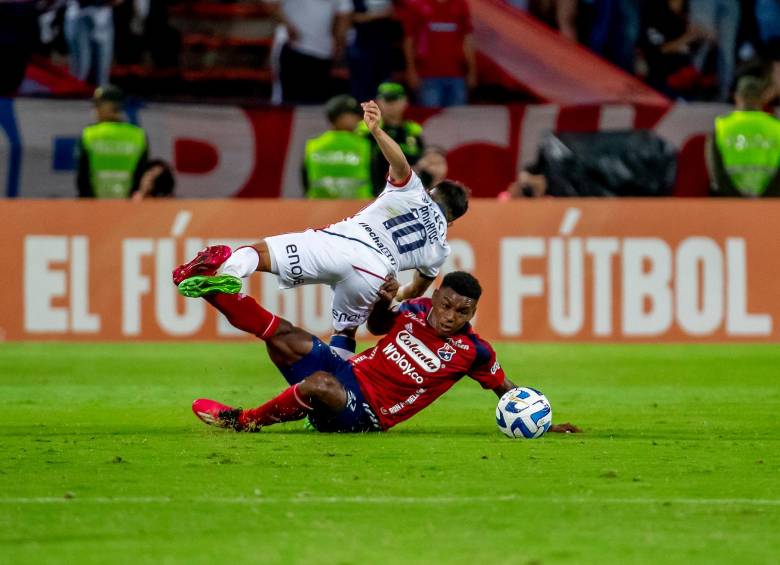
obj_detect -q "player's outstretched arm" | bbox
[396,271,437,302]
[492,377,517,398]
[362,100,411,184]
[493,378,581,433]
[367,277,400,335]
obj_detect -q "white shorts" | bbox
[265,229,393,332]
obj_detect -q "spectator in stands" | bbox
[689,0,740,101]
[588,0,641,73]
[497,167,548,200]
[357,82,425,195]
[524,0,579,42]
[64,0,121,86]
[754,0,780,105]
[0,0,39,96]
[756,0,780,54]
[403,0,477,108]
[268,0,352,104]
[131,159,176,201]
[77,85,149,198]
[414,146,449,190]
[348,0,399,103]
[770,58,780,106]
[639,0,709,96]
[302,95,373,199]
[706,75,780,197]
[114,0,180,69]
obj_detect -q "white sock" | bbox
[330,346,354,361]
[218,247,259,278]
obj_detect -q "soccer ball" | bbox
[496,387,552,439]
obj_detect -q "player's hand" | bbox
[377,277,399,302]
[361,101,381,132]
[548,422,582,434]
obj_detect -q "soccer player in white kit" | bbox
[174,100,470,359]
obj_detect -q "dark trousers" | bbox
[280,44,332,104]
[347,42,393,103]
[0,2,38,96]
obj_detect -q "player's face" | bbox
[428,287,477,337]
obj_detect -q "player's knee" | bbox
[299,371,343,401]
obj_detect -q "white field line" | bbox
[0,495,778,507]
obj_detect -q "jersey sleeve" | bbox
[415,243,450,279]
[384,169,424,193]
[467,336,506,390]
[397,297,432,315]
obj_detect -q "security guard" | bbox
[707,76,780,197]
[303,95,373,199]
[77,85,148,198]
[357,82,425,195]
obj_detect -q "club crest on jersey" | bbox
[437,343,456,362]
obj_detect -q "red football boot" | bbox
[192,398,253,431]
[173,245,232,286]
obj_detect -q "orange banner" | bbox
[3,200,779,342]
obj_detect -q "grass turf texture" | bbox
[0,343,778,565]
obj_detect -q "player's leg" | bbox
[236,371,347,430]
[328,257,389,359]
[194,367,380,433]
[191,331,364,431]
[202,292,314,366]
[173,242,272,296]
[329,327,358,361]
[189,302,317,432]
[191,297,351,430]
[176,230,348,297]
[300,368,382,432]
[217,241,272,278]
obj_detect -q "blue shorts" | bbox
[280,337,381,433]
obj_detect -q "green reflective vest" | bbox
[81,121,147,198]
[304,131,372,199]
[714,111,780,197]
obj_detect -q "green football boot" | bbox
[177,274,243,298]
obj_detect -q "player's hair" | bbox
[441,271,482,301]
[432,180,470,222]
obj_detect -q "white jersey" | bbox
[326,171,450,278]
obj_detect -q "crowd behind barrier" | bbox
[4,0,779,107]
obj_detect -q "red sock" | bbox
[240,384,312,428]
[206,293,280,339]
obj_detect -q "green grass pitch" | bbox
[1,342,778,564]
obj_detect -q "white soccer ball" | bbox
[496,387,553,439]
